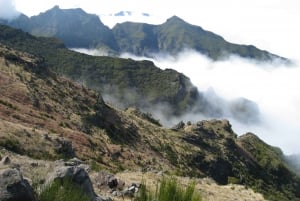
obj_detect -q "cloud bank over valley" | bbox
[120,50,300,155]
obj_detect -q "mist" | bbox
[0,0,20,20]
[118,50,300,155]
[73,45,300,155]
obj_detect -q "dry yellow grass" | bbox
[97,171,266,201]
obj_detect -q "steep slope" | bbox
[113,16,286,61]
[285,154,300,174]
[112,22,158,56]
[0,24,199,117]
[0,25,263,124]
[237,133,300,200]
[4,6,118,51]
[0,44,299,200]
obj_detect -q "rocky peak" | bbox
[165,15,186,24]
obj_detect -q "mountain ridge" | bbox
[0,6,289,62]
[0,24,262,124]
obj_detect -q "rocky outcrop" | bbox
[48,161,112,201]
[0,156,11,165]
[53,138,75,158]
[95,171,125,190]
[94,171,141,198]
[0,168,36,201]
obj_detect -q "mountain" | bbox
[1,7,287,61]
[285,154,300,174]
[113,15,286,60]
[0,25,263,124]
[0,42,300,200]
[113,11,150,17]
[4,6,118,51]
[0,24,199,118]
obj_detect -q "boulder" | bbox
[64,157,83,166]
[95,171,125,190]
[171,121,185,130]
[0,168,36,201]
[48,165,94,198]
[0,156,11,165]
[108,176,118,189]
[48,164,112,201]
[53,138,75,158]
[122,183,141,198]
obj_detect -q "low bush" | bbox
[135,177,202,201]
[38,178,90,201]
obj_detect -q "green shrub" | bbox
[228,176,240,184]
[135,177,202,201]
[38,178,90,201]
[0,138,23,154]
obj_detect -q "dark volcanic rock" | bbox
[0,168,36,201]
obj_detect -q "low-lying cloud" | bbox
[121,50,300,155]
[74,48,300,155]
[0,0,20,20]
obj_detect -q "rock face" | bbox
[5,6,118,50]
[49,165,95,199]
[53,138,75,158]
[0,168,36,201]
[95,171,125,190]
[48,163,112,201]
[0,156,11,165]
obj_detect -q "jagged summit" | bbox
[0,6,289,62]
[46,5,86,15]
[2,6,118,49]
[165,15,186,23]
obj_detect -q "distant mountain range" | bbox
[0,6,288,61]
[0,6,118,51]
[113,11,150,17]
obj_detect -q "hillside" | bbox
[0,25,263,125]
[113,16,286,61]
[0,43,300,200]
[1,6,288,61]
[0,24,199,118]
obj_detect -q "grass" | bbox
[135,177,202,201]
[0,138,23,154]
[37,177,90,201]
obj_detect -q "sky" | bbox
[1,0,300,154]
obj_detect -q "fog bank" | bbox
[0,0,20,20]
[120,50,300,155]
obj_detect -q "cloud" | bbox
[0,0,20,20]
[70,48,111,57]
[120,49,300,155]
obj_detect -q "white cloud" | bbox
[0,0,19,20]
[154,51,300,155]
[120,50,300,155]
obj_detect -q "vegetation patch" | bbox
[0,138,23,154]
[135,177,202,201]
[0,99,18,110]
[37,177,90,201]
